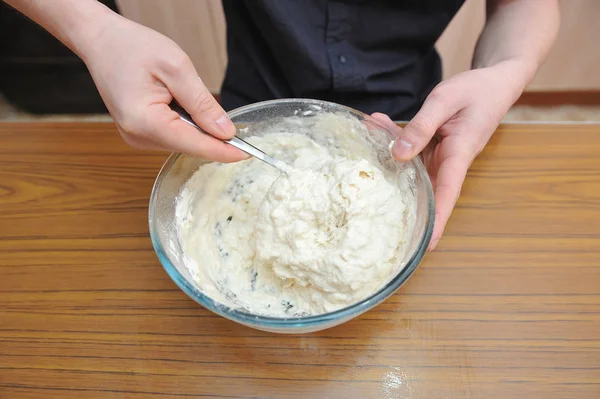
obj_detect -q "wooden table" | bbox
[1,122,599,398]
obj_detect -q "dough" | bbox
[175,112,416,317]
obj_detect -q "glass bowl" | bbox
[149,98,434,333]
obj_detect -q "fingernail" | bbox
[215,114,235,137]
[392,138,413,160]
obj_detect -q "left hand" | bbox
[372,60,527,251]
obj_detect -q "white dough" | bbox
[175,112,416,317]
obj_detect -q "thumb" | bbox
[160,54,235,140]
[392,90,461,161]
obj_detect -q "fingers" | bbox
[428,151,471,251]
[125,102,248,162]
[370,112,404,153]
[392,88,463,161]
[370,112,401,133]
[371,111,455,251]
[159,53,236,140]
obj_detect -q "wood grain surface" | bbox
[1,122,599,399]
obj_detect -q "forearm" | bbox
[473,0,560,90]
[3,0,118,61]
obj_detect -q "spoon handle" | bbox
[227,135,288,171]
[169,100,287,170]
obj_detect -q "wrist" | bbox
[486,58,537,104]
[54,0,119,62]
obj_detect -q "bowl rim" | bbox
[148,98,435,329]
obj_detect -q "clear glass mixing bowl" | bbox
[149,99,434,333]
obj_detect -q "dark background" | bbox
[0,0,118,114]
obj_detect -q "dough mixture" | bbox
[176,112,416,317]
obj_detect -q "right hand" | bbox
[82,14,246,162]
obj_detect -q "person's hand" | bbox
[372,60,528,250]
[82,14,246,162]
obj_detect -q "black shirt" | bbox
[220,0,465,120]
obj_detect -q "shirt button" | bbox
[338,55,347,64]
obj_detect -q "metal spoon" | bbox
[169,100,290,172]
